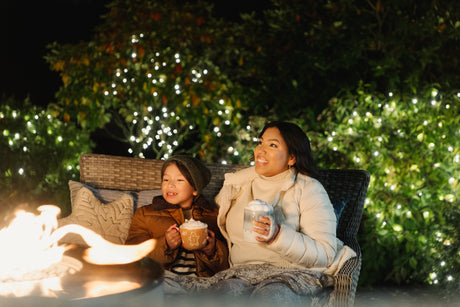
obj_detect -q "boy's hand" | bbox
[200,229,216,257]
[165,224,181,250]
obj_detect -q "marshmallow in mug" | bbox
[181,218,207,229]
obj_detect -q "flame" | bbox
[0,205,66,281]
[0,205,156,298]
[51,224,156,265]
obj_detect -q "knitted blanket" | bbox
[164,264,335,306]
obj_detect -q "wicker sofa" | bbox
[65,153,369,306]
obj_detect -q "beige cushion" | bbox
[58,187,134,246]
[68,180,161,210]
[68,180,134,205]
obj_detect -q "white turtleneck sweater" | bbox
[216,167,339,270]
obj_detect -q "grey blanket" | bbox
[164,264,335,307]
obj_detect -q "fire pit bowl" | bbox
[0,245,163,306]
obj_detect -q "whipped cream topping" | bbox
[180,218,207,229]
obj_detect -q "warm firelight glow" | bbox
[83,280,141,298]
[0,205,66,281]
[0,205,156,298]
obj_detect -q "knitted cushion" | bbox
[58,187,134,246]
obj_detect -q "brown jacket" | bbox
[125,195,229,277]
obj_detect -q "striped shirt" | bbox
[170,248,197,276]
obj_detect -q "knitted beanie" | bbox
[164,155,211,196]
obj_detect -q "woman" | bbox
[164,122,355,305]
[217,121,336,268]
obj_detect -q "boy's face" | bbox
[162,163,197,209]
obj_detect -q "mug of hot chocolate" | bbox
[179,219,208,250]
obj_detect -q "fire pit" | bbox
[0,205,163,306]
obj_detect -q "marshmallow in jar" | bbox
[243,199,275,243]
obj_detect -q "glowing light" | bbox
[18,168,24,175]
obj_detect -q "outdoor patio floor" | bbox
[354,285,460,307]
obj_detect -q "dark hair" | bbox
[161,160,195,190]
[259,121,319,179]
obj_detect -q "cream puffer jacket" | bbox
[216,166,338,270]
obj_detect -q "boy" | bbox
[126,156,228,277]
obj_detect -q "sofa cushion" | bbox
[137,189,163,209]
[68,180,135,209]
[58,187,134,246]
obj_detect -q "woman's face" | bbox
[254,127,296,177]
[162,163,197,209]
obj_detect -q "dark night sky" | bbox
[1,1,112,107]
[0,1,267,108]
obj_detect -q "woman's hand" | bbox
[200,229,216,257]
[253,216,280,244]
[165,224,181,250]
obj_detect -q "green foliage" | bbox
[222,0,460,122]
[311,84,460,293]
[44,0,247,162]
[43,0,460,162]
[0,96,93,220]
